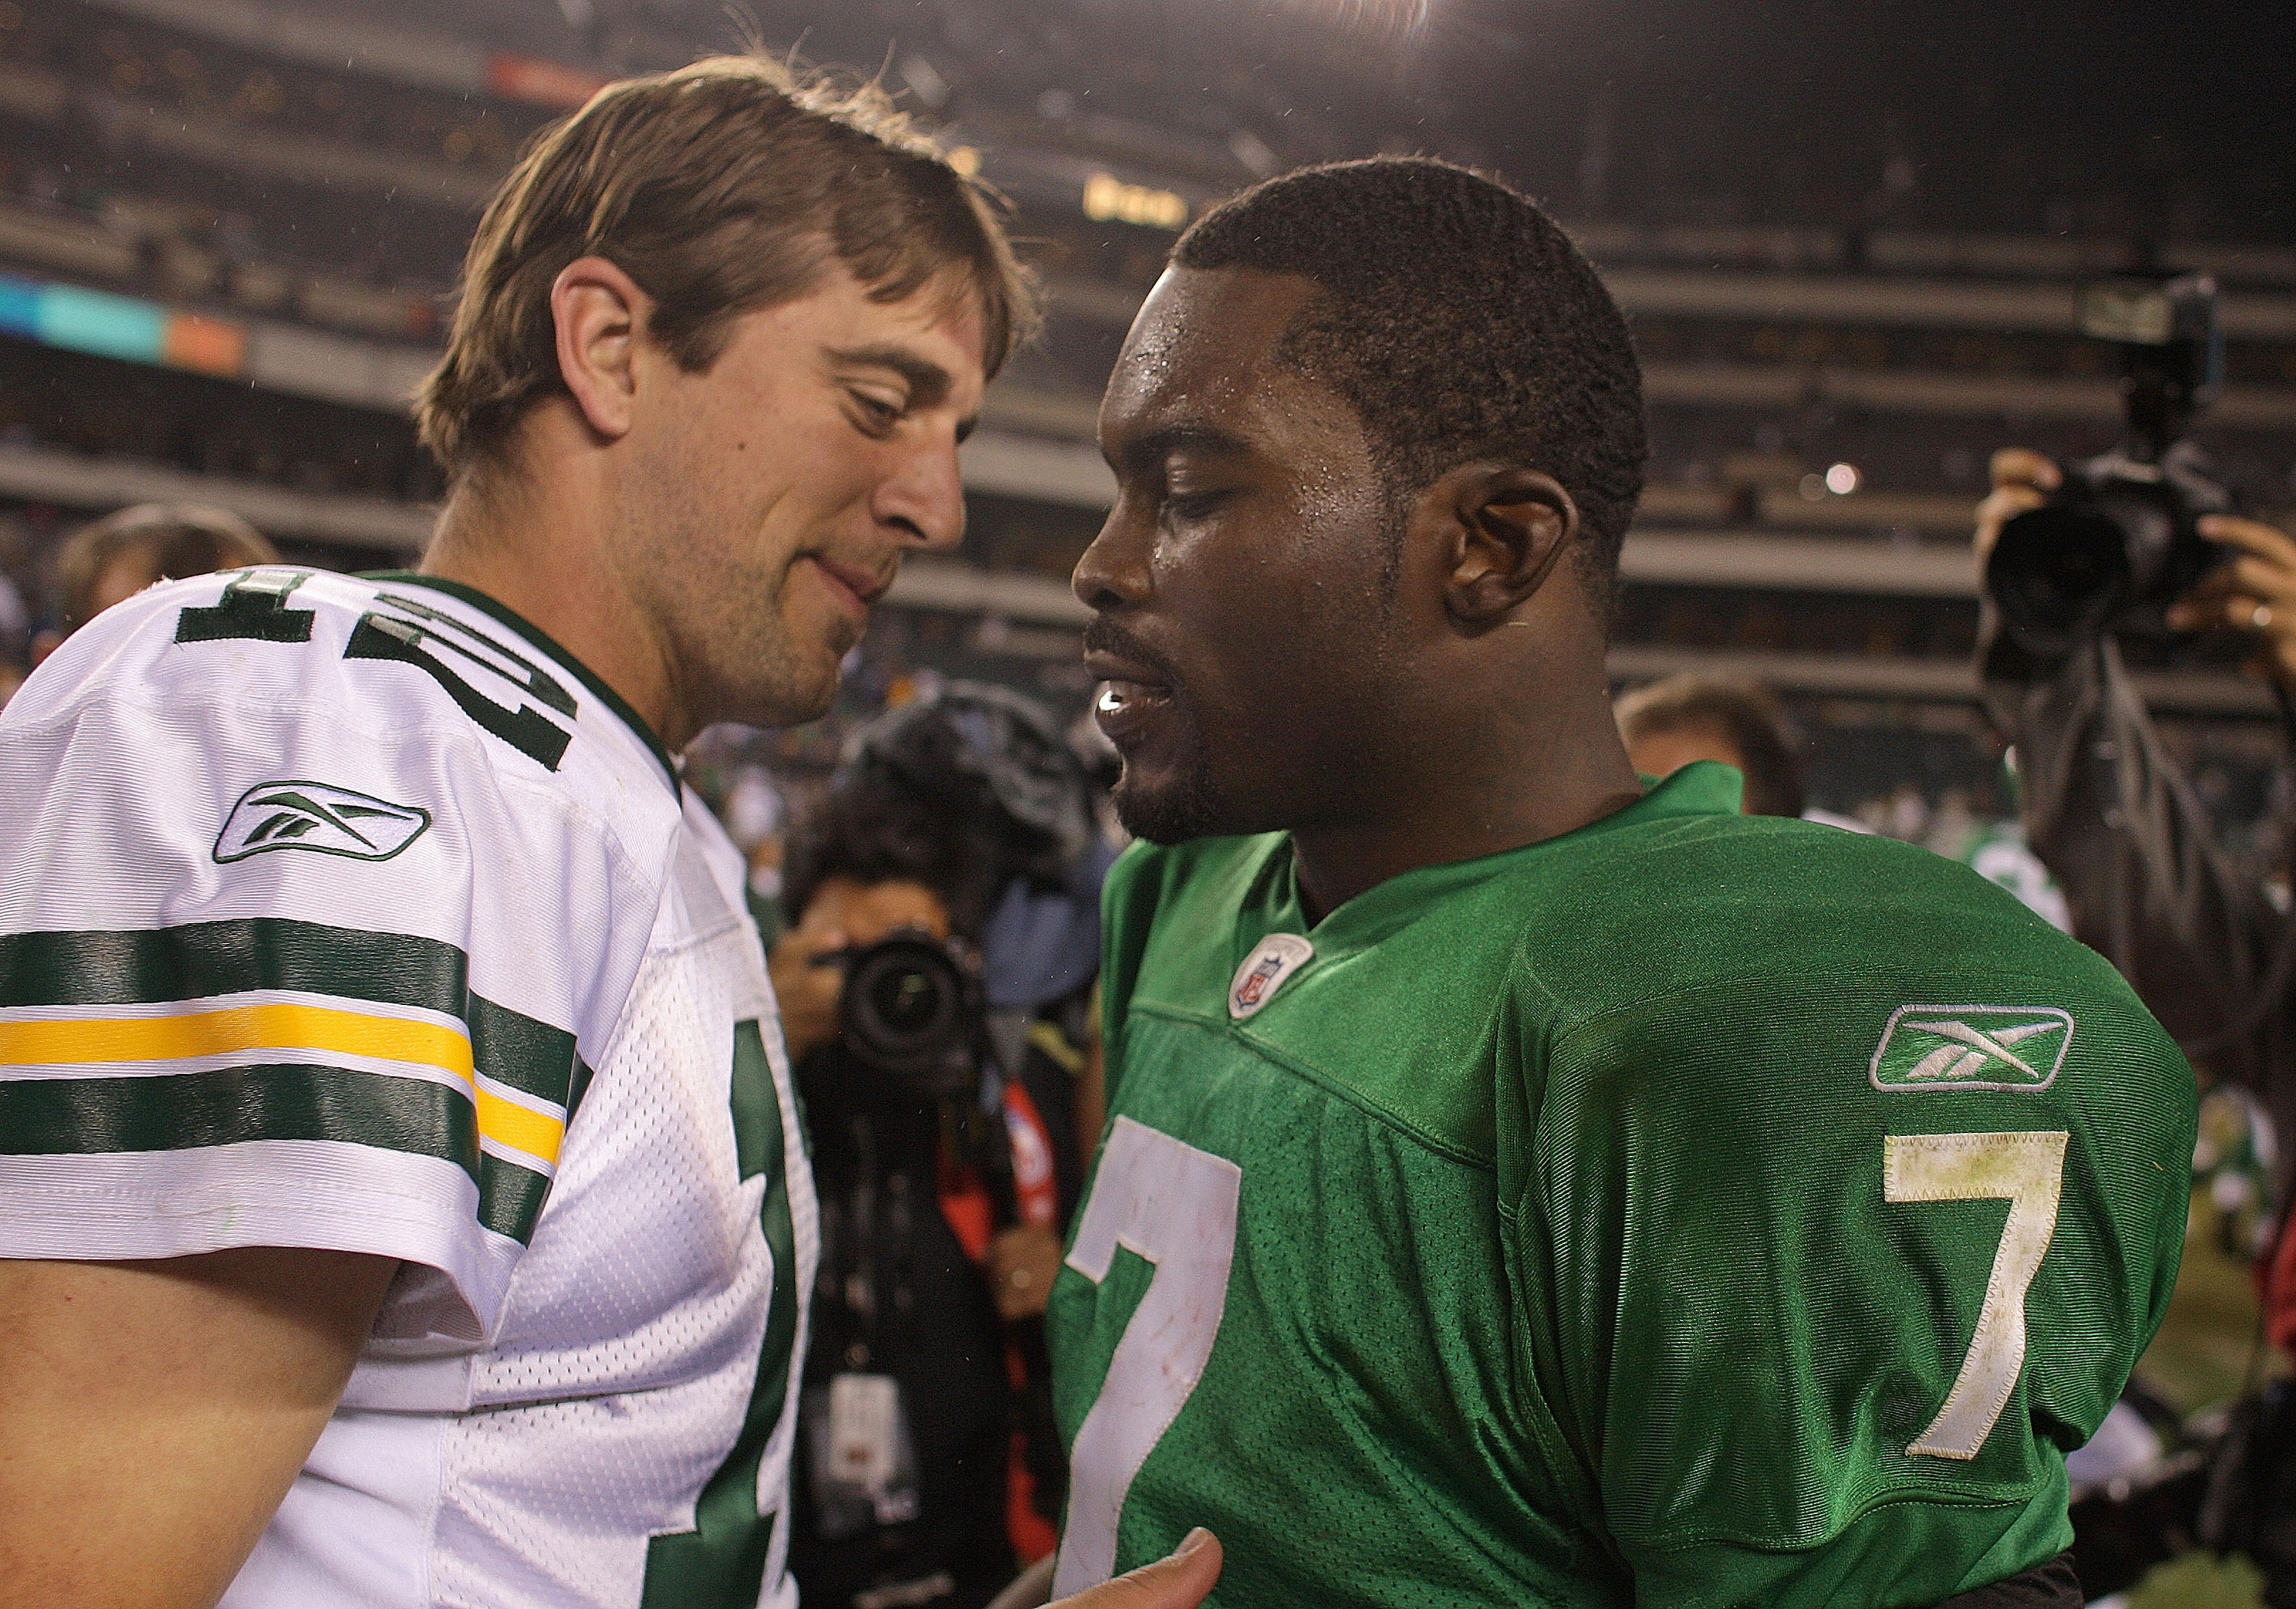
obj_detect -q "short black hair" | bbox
[781,778,1003,942]
[1614,674,1808,818]
[782,684,1095,942]
[1173,157,1645,602]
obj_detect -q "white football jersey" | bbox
[0,568,817,1609]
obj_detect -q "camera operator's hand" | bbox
[2165,514,2296,690]
[989,1222,1065,1320]
[1973,447,2061,564]
[768,915,849,1066]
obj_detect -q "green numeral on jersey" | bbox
[344,604,572,772]
[642,1020,801,1607]
[174,570,315,644]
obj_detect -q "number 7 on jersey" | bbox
[1054,1117,1243,1597]
[1887,1129,2069,1461]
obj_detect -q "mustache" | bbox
[1081,618,1184,689]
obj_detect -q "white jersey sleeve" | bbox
[0,566,682,1343]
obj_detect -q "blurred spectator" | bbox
[772,684,1113,1609]
[721,762,791,945]
[33,502,276,662]
[1613,673,1831,821]
[1616,672,2072,927]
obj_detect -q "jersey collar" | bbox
[359,572,680,791]
[1251,760,1746,956]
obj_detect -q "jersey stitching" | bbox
[1626,1483,2053,1556]
[1535,964,2102,1072]
[1126,998,1495,1173]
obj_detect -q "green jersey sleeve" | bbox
[1504,928,2193,1604]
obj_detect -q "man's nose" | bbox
[1072,498,1150,612]
[878,438,967,552]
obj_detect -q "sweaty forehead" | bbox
[1101,266,1329,442]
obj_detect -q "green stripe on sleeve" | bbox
[467,994,579,1108]
[0,1062,556,1245]
[477,1150,555,1243]
[0,919,588,1115]
[0,919,465,1013]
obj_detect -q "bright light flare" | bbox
[1825,462,1861,494]
[1276,0,1433,46]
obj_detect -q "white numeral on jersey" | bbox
[1053,1117,1242,1597]
[1884,1129,2069,1460]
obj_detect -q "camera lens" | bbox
[867,963,944,1037]
[1988,502,2135,656]
[837,932,978,1095]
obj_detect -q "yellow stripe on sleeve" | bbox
[475,1085,566,1169]
[0,1001,474,1072]
[0,1002,565,1170]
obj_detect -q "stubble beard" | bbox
[1110,702,1227,845]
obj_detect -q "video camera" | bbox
[1985,273,2235,658]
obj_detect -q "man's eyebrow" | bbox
[827,343,954,409]
[1109,423,1252,477]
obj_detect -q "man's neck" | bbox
[1286,667,1643,924]
[419,432,688,751]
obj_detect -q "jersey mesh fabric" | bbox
[1048,762,2194,1609]
[432,829,804,1607]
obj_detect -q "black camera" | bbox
[833,929,985,1100]
[1986,274,2234,658]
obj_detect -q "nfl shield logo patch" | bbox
[1228,934,1314,1020]
[1869,1005,2075,1092]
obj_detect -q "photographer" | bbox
[1977,448,2296,1592]
[768,684,1111,1609]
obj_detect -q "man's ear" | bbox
[551,256,652,443]
[1420,465,1580,625]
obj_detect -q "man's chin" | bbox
[732,651,840,733]
[1111,764,1226,846]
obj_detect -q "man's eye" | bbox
[1163,490,1228,522]
[850,392,904,432]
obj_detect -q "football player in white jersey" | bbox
[0,56,1219,1609]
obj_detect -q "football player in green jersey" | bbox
[1045,158,2196,1608]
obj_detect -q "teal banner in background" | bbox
[37,284,167,364]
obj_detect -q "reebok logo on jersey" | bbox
[214,780,432,864]
[1868,1005,2074,1092]
[1228,933,1313,1020]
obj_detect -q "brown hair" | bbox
[55,504,276,632]
[1614,674,1808,818]
[415,55,1036,484]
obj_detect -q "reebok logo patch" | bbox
[1869,1005,2074,1093]
[214,780,431,864]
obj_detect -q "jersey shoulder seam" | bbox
[1127,997,1495,1173]
[1622,1481,2052,1557]
[8,677,674,956]
[1536,960,2117,1066]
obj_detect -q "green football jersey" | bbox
[1045,762,2193,1608]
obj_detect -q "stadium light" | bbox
[1280,0,1433,43]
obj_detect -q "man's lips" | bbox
[1082,648,1171,692]
[1084,648,1176,746]
[810,556,894,620]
